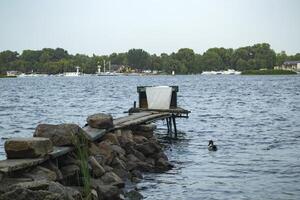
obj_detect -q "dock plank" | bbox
[114,113,171,129]
[113,112,155,125]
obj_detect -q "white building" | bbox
[275,61,300,72]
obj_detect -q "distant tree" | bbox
[127,49,150,70]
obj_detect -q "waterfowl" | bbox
[208,140,217,151]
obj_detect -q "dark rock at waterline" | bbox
[155,157,174,171]
[125,189,144,200]
[100,171,124,188]
[87,113,113,129]
[4,137,53,159]
[136,141,160,156]
[34,123,87,146]
[131,170,143,179]
[96,184,122,200]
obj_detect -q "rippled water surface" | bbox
[1,75,300,199]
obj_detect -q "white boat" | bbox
[17,73,48,77]
[64,66,81,77]
[96,62,119,76]
[201,69,241,75]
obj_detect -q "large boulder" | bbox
[87,113,113,129]
[5,137,53,159]
[34,123,88,146]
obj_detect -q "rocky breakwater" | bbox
[0,113,173,200]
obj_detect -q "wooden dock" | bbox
[0,109,189,174]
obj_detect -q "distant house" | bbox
[274,61,300,72]
[6,71,20,76]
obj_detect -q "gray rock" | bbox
[132,124,157,132]
[133,135,148,144]
[125,190,144,200]
[102,133,120,145]
[146,158,155,166]
[9,180,49,191]
[155,157,173,171]
[111,145,126,157]
[23,166,57,181]
[113,167,131,180]
[60,164,80,179]
[0,178,32,194]
[87,113,113,129]
[98,141,116,165]
[88,142,102,156]
[112,157,127,170]
[96,184,122,200]
[34,123,88,146]
[132,131,154,139]
[0,188,62,200]
[131,170,143,179]
[151,151,168,161]
[136,142,159,156]
[5,137,53,159]
[88,156,105,178]
[48,181,82,200]
[42,161,63,180]
[136,161,154,172]
[100,171,124,188]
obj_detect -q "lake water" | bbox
[0,75,300,199]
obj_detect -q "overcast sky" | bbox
[0,0,299,55]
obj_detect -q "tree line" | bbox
[0,43,299,75]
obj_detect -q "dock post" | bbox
[168,117,173,138]
[172,115,177,139]
[166,118,170,134]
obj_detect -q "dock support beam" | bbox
[172,114,177,139]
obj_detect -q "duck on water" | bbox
[208,140,217,151]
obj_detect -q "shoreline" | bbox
[0,113,174,200]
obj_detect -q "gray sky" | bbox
[0,0,299,55]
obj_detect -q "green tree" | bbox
[127,49,150,70]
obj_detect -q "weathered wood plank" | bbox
[113,112,155,125]
[132,107,191,114]
[114,113,171,129]
[0,157,47,173]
